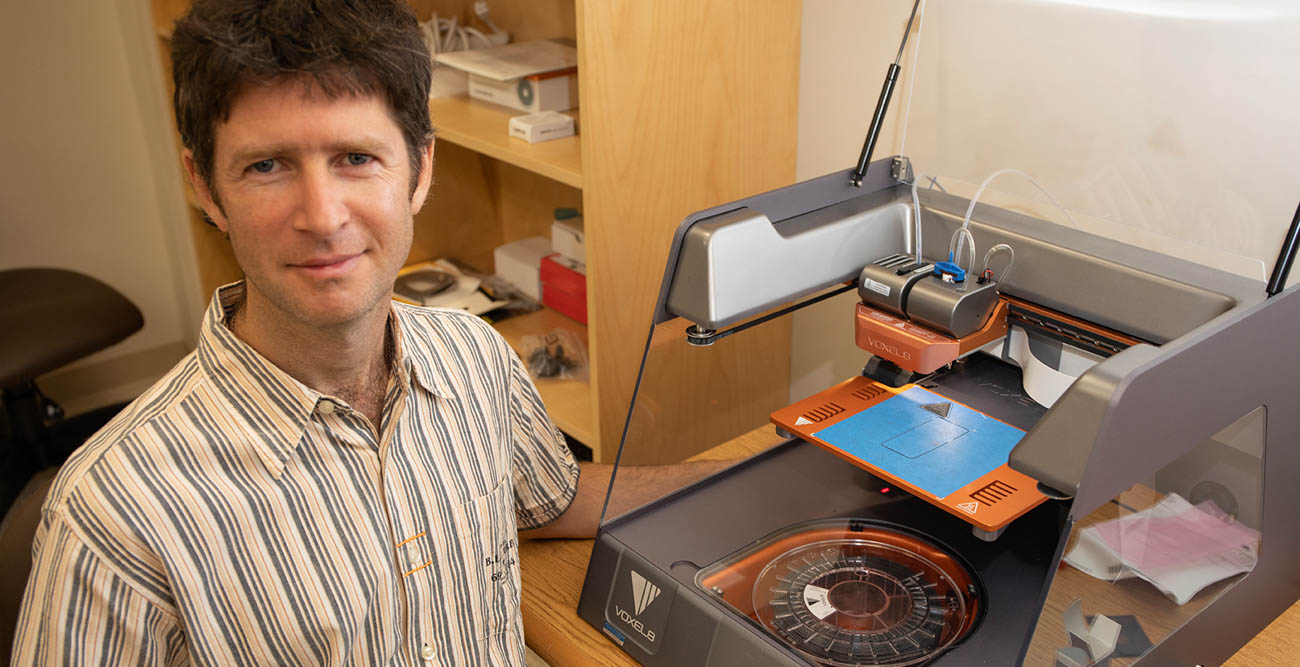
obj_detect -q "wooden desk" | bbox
[520,427,774,666]
[519,428,1300,665]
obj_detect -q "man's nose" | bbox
[294,164,348,235]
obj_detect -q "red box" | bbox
[540,254,587,324]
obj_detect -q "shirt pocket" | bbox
[426,402,511,505]
[443,475,521,642]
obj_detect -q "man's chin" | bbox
[296,300,389,329]
[245,274,394,331]
[266,288,386,329]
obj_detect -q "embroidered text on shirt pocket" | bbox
[447,475,520,641]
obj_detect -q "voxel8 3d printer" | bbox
[579,1,1300,665]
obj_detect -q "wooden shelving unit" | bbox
[429,97,581,189]
[425,93,589,446]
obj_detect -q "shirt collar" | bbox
[189,283,460,475]
[390,302,457,401]
[196,282,431,477]
[196,283,322,477]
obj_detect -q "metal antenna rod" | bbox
[850,0,924,187]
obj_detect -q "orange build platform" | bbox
[772,376,1047,533]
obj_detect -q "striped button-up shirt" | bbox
[13,283,580,665]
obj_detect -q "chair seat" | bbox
[0,269,143,388]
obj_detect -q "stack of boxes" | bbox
[434,39,578,143]
[491,208,586,324]
[541,208,586,324]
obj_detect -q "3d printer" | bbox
[578,2,1300,664]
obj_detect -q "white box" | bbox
[493,236,551,301]
[509,111,575,143]
[468,71,578,113]
[551,215,585,264]
[428,65,468,99]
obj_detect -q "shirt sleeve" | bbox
[506,345,580,530]
[12,512,186,666]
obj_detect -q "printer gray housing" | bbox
[579,161,1300,665]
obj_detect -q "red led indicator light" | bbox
[880,487,891,494]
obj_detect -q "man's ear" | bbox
[182,150,229,232]
[410,140,435,215]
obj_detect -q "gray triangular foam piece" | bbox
[922,402,951,418]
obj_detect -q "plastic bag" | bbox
[522,329,588,382]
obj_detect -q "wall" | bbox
[791,0,1300,402]
[0,1,201,415]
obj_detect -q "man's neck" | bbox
[228,289,392,427]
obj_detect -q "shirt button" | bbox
[318,400,335,415]
[407,549,420,567]
[420,642,435,660]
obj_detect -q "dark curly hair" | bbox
[170,0,433,205]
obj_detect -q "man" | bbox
[13,1,716,664]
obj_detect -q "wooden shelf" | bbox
[429,96,582,189]
[492,306,595,447]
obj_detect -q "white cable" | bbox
[947,168,1076,289]
[959,168,1080,235]
[982,243,1015,282]
[948,226,976,275]
[897,0,928,162]
[424,12,506,59]
[898,0,930,266]
[462,26,495,50]
[441,16,457,52]
[474,0,502,34]
[910,174,928,263]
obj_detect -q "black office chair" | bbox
[0,268,143,513]
[0,466,57,664]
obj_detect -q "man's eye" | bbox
[249,159,275,173]
[346,153,372,166]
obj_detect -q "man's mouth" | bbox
[291,253,361,277]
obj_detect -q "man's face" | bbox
[185,79,433,330]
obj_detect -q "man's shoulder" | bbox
[44,351,210,514]
[29,354,210,613]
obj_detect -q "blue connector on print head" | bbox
[934,252,966,283]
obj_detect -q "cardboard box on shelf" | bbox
[428,65,469,99]
[470,70,578,113]
[493,236,551,301]
[437,39,580,113]
[540,253,587,324]
[509,111,575,143]
[551,209,584,264]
